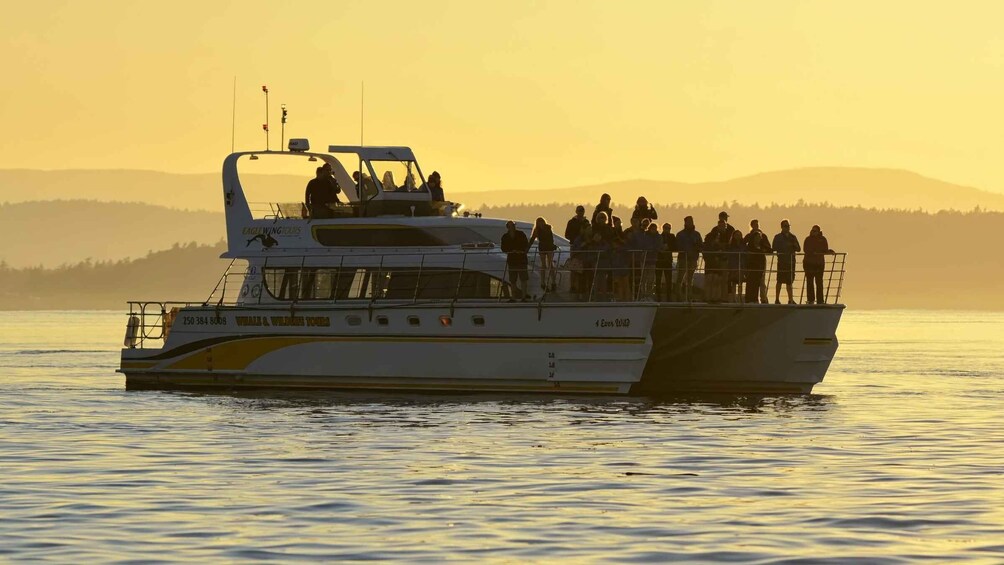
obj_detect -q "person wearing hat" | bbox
[803,225,835,304]
[771,219,801,304]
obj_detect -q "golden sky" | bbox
[2,0,1003,193]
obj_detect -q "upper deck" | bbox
[221,142,535,259]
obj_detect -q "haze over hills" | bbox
[3,167,1004,213]
[1,200,1002,311]
[0,201,223,268]
[453,168,1004,212]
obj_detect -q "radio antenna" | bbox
[281,104,287,151]
[262,85,270,151]
[360,81,365,146]
[230,76,237,153]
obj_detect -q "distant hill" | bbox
[0,242,231,310]
[1,205,1002,311]
[3,167,1004,213]
[454,168,1004,212]
[0,169,303,212]
[0,200,225,268]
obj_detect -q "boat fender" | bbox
[124,315,141,348]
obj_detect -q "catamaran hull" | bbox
[634,304,843,394]
[121,303,656,395]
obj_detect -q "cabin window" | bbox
[472,315,485,326]
[311,226,493,247]
[407,316,421,327]
[376,315,389,326]
[262,267,510,301]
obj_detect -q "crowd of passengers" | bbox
[501,193,836,305]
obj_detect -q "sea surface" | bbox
[1,310,1002,563]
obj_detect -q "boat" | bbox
[119,140,845,395]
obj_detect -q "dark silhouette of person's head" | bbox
[428,171,441,185]
[647,223,658,234]
[781,219,791,232]
[595,211,609,226]
[684,215,695,229]
[600,193,611,206]
[811,224,822,235]
[637,196,648,208]
[662,222,672,233]
[575,205,585,217]
[315,166,326,178]
[719,210,729,222]
[750,219,760,231]
[505,220,517,234]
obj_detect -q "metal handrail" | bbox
[124,250,848,348]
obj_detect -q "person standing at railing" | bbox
[529,217,558,292]
[803,224,834,305]
[674,216,703,301]
[565,205,589,243]
[631,196,658,222]
[727,230,746,303]
[305,166,340,219]
[655,222,676,301]
[611,234,631,301]
[592,193,613,225]
[639,223,662,299]
[626,218,648,295]
[772,219,801,304]
[501,221,530,301]
[743,219,771,304]
[704,219,730,302]
[565,206,590,296]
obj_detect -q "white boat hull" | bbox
[121,303,656,395]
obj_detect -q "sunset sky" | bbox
[2,0,1003,193]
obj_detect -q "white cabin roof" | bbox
[327,145,417,161]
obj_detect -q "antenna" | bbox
[360,81,365,146]
[262,85,269,151]
[230,76,237,153]
[281,104,287,152]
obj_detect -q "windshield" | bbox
[370,160,427,194]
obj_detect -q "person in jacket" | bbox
[638,223,662,298]
[674,216,703,301]
[501,221,530,300]
[772,219,801,304]
[592,193,613,225]
[631,196,658,223]
[655,222,676,301]
[305,166,340,219]
[564,205,589,243]
[727,230,746,302]
[703,221,730,302]
[611,234,631,301]
[743,219,771,304]
[803,224,834,304]
[427,171,445,201]
[570,224,594,300]
[528,217,558,292]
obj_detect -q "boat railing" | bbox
[125,250,846,348]
[198,249,846,306]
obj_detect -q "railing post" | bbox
[413,254,425,302]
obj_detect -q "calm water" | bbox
[1,310,1002,563]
